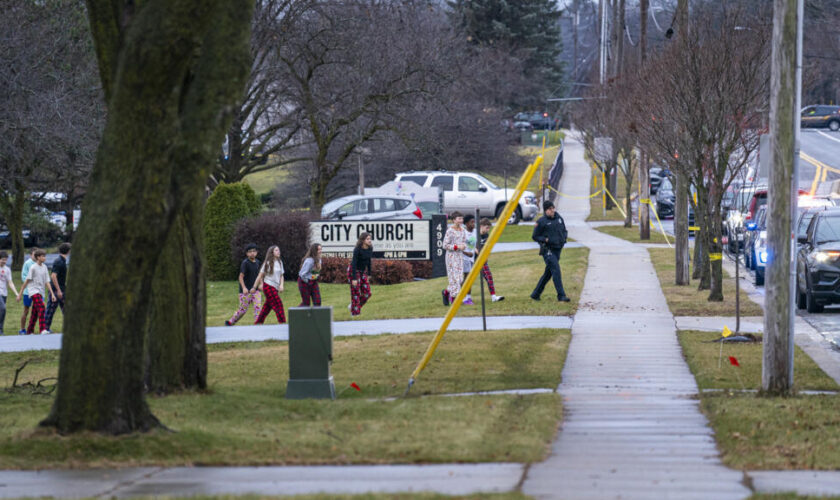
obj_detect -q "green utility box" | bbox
[286,306,335,400]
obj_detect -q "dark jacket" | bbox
[351,246,373,275]
[532,212,568,251]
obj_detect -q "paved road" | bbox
[799,128,840,189]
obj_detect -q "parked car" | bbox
[801,105,840,131]
[513,111,560,130]
[744,206,766,274]
[654,177,677,218]
[724,184,763,253]
[649,166,667,195]
[320,194,421,221]
[795,206,840,312]
[0,228,35,249]
[393,171,539,224]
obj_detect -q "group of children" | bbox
[0,243,71,335]
[442,214,503,306]
[224,231,375,326]
[224,215,505,326]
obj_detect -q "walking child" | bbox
[254,245,286,324]
[0,251,20,334]
[45,242,71,331]
[479,218,504,302]
[348,232,373,316]
[442,211,467,306]
[298,243,322,306]
[18,248,36,335]
[225,243,262,326]
[461,214,477,305]
[18,249,55,334]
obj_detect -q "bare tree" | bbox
[630,5,770,300]
[0,0,102,268]
[211,0,311,187]
[269,1,466,211]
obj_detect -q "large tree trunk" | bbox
[42,0,252,434]
[692,190,708,287]
[708,203,724,302]
[674,172,690,285]
[145,198,207,393]
[763,0,800,395]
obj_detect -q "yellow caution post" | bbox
[405,156,544,395]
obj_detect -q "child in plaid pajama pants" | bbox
[479,218,504,302]
[298,244,323,306]
[226,244,263,326]
[18,249,54,334]
[254,245,286,324]
[348,232,373,316]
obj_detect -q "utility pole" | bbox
[763,0,802,395]
[673,0,690,285]
[599,0,607,85]
[573,0,579,80]
[639,0,650,240]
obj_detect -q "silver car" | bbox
[320,194,421,220]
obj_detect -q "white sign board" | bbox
[311,220,432,260]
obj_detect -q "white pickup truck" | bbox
[393,171,538,224]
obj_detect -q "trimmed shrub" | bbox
[205,182,260,280]
[319,257,414,285]
[371,260,413,284]
[319,257,350,284]
[236,182,262,214]
[409,261,433,280]
[231,211,313,280]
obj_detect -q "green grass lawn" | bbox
[208,249,587,326]
[678,331,838,392]
[679,330,840,470]
[594,224,671,245]
[647,248,763,317]
[243,164,291,197]
[496,224,536,243]
[0,328,569,469]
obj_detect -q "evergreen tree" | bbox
[448,0,564,105]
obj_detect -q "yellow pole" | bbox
[601,170,606,216]
[405,156,544,393]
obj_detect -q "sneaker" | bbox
[463,298,474,305]
[441,289,450,306]
[40,330,51,335]
[18,329,25,335]
[224,320,232,326]
[558,296,571,303]
[491,295,505,302]
[530,295,541,301]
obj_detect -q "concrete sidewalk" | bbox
[0,464,526,498]
[0,315,573,353]
[523,134,750,499]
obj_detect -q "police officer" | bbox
[530,200,570,302]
